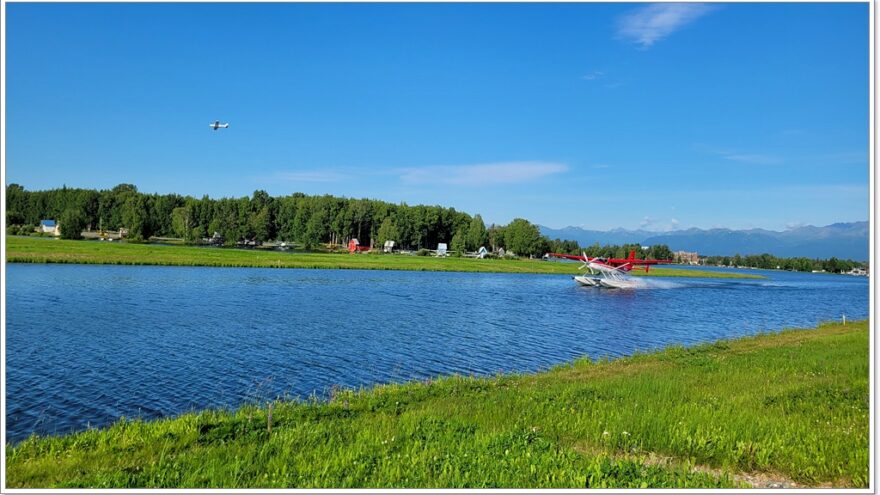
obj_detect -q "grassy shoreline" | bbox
[5,320,868,488]
[5,237,762,278]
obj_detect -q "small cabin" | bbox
[348,238,360,254]
[437,243,448,257]
[39,219,60,235]
[477,246,488,259]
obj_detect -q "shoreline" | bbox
[6,237,764,279]
[6,319,868,488]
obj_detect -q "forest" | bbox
[4,184,595,257]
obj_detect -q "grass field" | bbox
[5,236,762,279]
[5,320,867,488]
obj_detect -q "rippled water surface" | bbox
[6,263,868,442]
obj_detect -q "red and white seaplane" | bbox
[547,250,673,289]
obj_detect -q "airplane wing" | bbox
[547,252,587,262]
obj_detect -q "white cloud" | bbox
[399,161,568,187]
[617,3,713,48]
[581,71,605,81]
[640,216,680,232]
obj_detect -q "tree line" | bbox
[702,253,866,273]
[20,184,860,272]
[6,184,599,257]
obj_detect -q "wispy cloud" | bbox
[693,144,784,165]
[811,151,868,165]
[617,3,714,48]
[721,153,783,165]
[399,161,568,187]
[581,70,624,89]
[581,71,605,81]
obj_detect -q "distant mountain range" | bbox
[539,222,869,261]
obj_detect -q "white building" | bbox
[39,220,60,236]
[674,250,700,265]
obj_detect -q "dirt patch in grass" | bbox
[570,444,839,489]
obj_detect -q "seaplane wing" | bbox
[548,250,672,273]
[549,253,589,262]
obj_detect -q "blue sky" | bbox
[5,2,869,231]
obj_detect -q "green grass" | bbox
[5,236,762,278]
[6,320,867,488]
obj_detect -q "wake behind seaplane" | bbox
[209,120,230,130]
[547,250,673,289]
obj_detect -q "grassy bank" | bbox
[6,320,867,488]
[5,237,762,278]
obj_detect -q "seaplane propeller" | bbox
[579,251,595,274]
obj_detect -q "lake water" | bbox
[5,263,869,443]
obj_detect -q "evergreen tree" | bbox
[58,209,86,240]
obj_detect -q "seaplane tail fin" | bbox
[628,250,636,261]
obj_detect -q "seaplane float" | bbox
[547,250,673,289]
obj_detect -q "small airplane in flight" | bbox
[547,250,673,288]
[209,120,230,130]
